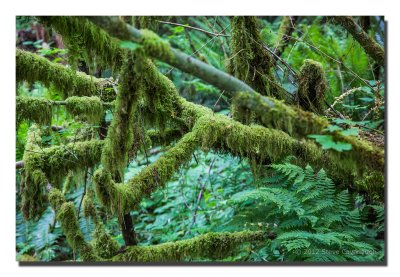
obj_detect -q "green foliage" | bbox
[15,16,384,263]
[229,161,384,262]
[307,134,352,152]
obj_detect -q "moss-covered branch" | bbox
[16,49,116,101]
[94,111,383,216]
[65,96,104,123]
[231,92,384,174]
[86,16,256,94]
[23,139,104,188]
[20,124,48,219]
[16,96,52,126]
[38,16,126,71]
[48,189,97,261]
[93,130,199,215]
[100,52,140,181]
[84,15,381,166]
[112,231,275,262]
[16,96,112,126]
[329,16,384,67]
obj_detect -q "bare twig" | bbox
[158,20,231,37]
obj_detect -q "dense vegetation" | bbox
[16,16,385,263]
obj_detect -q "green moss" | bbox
[193,114,383,194]
[93,130,199,215]
[297,59,328,114]
[91,222,120,259]
[82,191,97,221]
[274,16,292,56]
[16,49,101,98]
[140,29,173,60]
[136,56,179,130]
[101,52,140,181]
[48,188,65,211]
[47,188,97,261]
[56,202,86,251]
[24,140,104,189]
[16,96,52,126]
[20,124,48,220]
[147,128,184,147]
[134,16,165,31]
[229,17,285,99]
[65,96,104,123]
[232,92,328,137]
[39,16,126,72]
[112,231,267,262]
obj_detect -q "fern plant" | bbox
[229,159,384,262]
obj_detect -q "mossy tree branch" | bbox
[329,16,384,67]
[84,16,382,163]
[16,49,116,101]
[112,231,275,262]
[85,16,256,94]
[93,110,383,216]
[17,95,113,126]
[48,189,97,261]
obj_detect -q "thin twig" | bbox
[158,20,231,37]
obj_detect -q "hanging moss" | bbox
[17,49,98,98]
[93,130,199,215]
[229,16,285,99]
[101,52,140,181]
[20,124,48,220]
[48,188,97,261]
[194,114,383,194]
[232,91,384,175]
[16,96,52,127]
[91,222,120,259]
[136,55,179,129]
[38,16,126,71]
[82,191,98,221]
[65,96,104,124]
[24,140,104,188]
[232,91,328,137]
[112,231,270,262]
[297,59,328,114]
